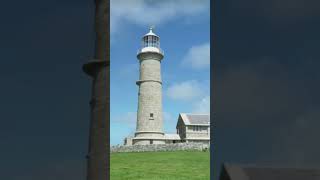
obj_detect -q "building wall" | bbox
[177,116,186,140]
[124,137,133,146]
[176,117,210,144]
[186,125,209,139]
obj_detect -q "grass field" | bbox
[110,151,210,180]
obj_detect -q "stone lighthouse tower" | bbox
[133,27,165,145]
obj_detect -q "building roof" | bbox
[164,134,181,140]
[180,113,210,126]
[220,163,320,180]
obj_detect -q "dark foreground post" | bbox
[83,0,109,179]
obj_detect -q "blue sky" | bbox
[110,0,210,145]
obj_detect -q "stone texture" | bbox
[135,39,165,144]
[136,81,163,132]
[111,143,210,153]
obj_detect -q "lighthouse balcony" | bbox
[137,47,164,56]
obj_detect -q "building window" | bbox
[192,126,203,131]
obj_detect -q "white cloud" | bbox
[111,0,209,34]
[191,96,210,113]
[182,43,210,69]
[166,80,204,101]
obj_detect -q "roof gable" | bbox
[179,113,210,125]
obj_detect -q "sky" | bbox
[110,0,211,145]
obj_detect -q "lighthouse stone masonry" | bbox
[133,28,165,145]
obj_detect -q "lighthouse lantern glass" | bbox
[142,35,160,48]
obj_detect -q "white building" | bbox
[176,113,210,144]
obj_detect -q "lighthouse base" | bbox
[132,131,165,145]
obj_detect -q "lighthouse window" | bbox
[143,38,147,47]
[149,113,154,120]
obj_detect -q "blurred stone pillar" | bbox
[83,0,109,179]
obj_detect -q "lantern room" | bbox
[137,27,164,56]
[142,27,160,48]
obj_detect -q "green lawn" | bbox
[110,151,210,180]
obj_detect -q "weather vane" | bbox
[150,25,155,31]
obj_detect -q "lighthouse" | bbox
[133,27,165,145]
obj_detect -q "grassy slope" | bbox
[110,151,210,180]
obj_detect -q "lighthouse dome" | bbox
[143,27,159,37]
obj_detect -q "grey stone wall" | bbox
[110,143,210,153]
